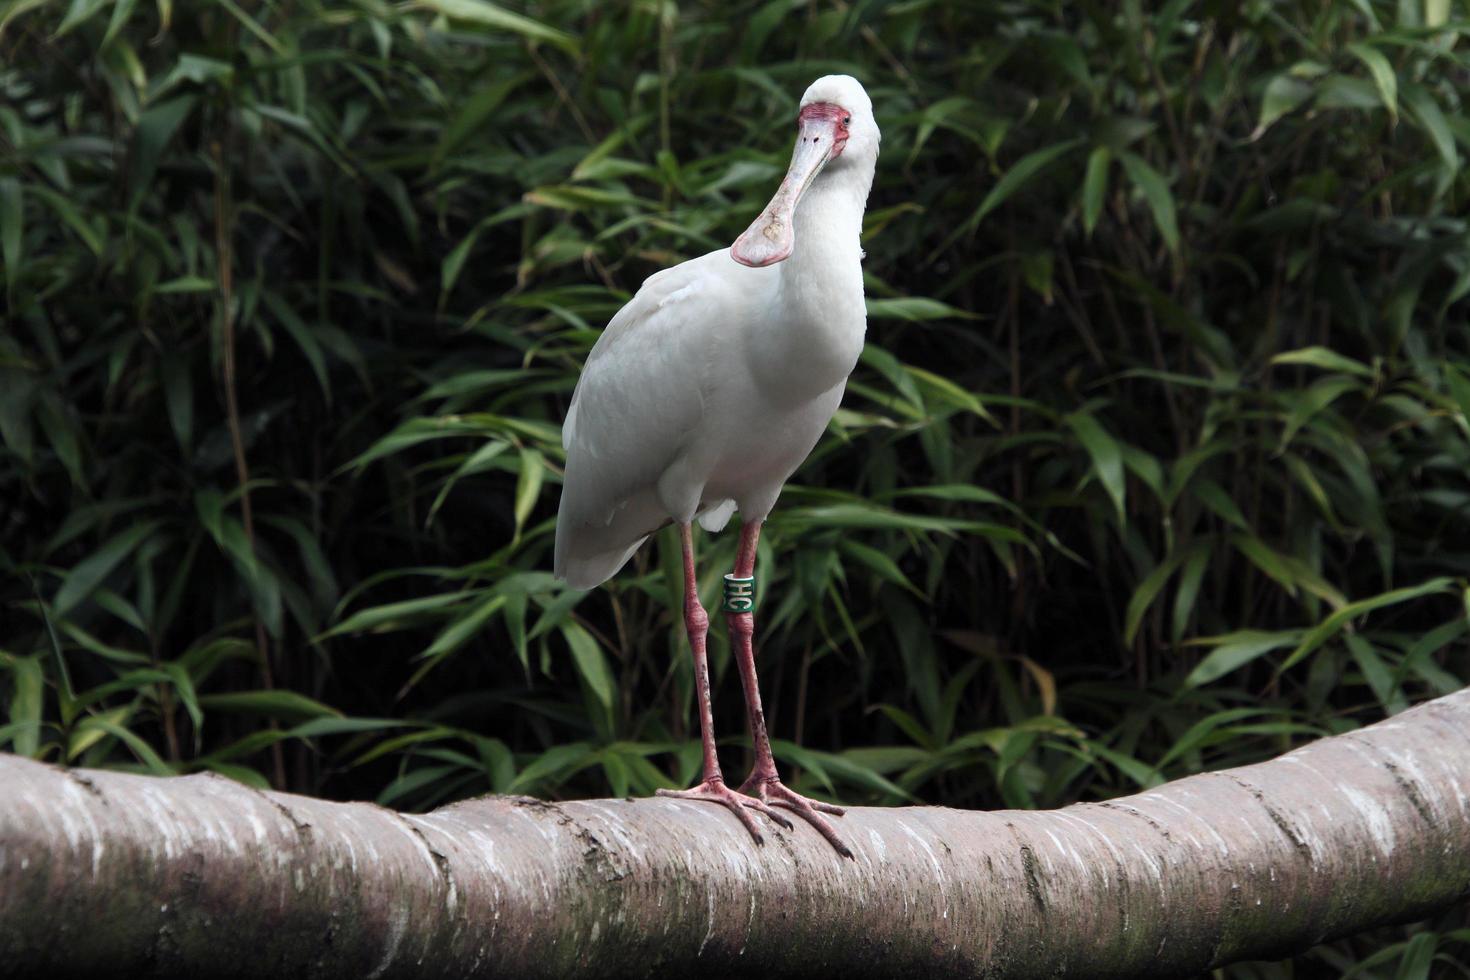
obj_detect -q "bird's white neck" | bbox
[749,163,873,403]
[784,168,869,284]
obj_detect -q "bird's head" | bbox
[731,75,880,268]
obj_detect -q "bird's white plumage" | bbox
[555,75,880,589]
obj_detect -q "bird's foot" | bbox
[657,778,793,844]
[738,774,853,859]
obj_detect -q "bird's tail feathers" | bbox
[554,537,647,590]
[696,499,736,533]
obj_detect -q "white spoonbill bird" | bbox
[554,75,879,857]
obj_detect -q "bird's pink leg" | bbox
[727,521,853,859]
[657,523,791,843]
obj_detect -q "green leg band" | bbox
[723,574,755,613]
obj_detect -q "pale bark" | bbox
[2,690,1468,979]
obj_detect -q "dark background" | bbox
[3,0,1468,973]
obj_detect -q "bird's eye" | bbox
[843,115,852,126]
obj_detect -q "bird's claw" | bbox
[657,779,793,843]
[738,775,853,859]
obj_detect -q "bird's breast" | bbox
[699,380,846,505]
[744,272,866,407]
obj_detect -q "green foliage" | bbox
[2,0,1469,972]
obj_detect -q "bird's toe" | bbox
[743,798,794,830]
[738,776,852,858]
[658,781,789,844]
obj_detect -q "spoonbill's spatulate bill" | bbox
[554,75,879,858]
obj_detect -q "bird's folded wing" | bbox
[559,253,728,531]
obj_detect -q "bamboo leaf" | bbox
[4,655,44,757]
[418,594,505,662]
[323,592,472,639]
[1271,346,1375,379]
[1124,551,1185,647]
[413,0,579,53]
[1185,631,1301,687]
[1118,151,1179,253]
[73,715,174,774]
[1279,578,1456,674]
[1252,73,1313,139]
[512,447,544,539]
[1081,146,1110,236]
[966,138,1085,233]
[29,182,103,252]
[54,521,162,617]
[1403,84,1457,170]
[1065,411,1126,522]
[560,622,614,716]
[55,0,111,36]
[1,177,21,299]
[1345,43,1397,119]
[198,690,344,723]
[865,297,975,322]
[1443,363,1470,423]
[128,95,196,203]
[435,72,528,164]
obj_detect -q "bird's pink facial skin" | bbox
[731,103,850,268]
[796,102,851,158]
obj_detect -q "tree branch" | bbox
[3,690,1469,978]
